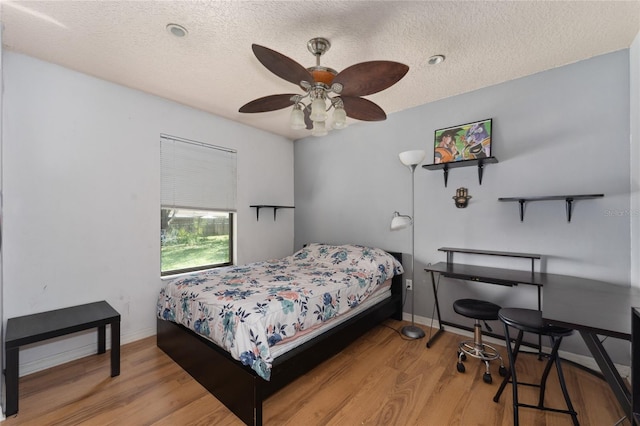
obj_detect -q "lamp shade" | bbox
[398,150,426,166]
[390,211,412,230]
[310,98,328,122]
[332,106,347,129]
[289,107,306,130]
[312,120,328,137]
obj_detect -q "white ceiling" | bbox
[2,1,639,141]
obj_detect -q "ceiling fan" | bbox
[239,37,409,136]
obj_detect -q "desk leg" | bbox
[538,287,543,360]
[5,347,19,416]
[579,330,631,422]
[97,325,106,354]
[426,271,445,348]
[111,320,120,377]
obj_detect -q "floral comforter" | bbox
[157,243,403,380]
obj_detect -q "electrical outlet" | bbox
[406,279,413,290]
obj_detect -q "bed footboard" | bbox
[157,318,263,425]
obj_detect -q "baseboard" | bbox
[18,314,633,381]
[402,312,631,380]
[19,326,156,377]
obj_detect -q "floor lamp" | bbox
[391,149,426,339]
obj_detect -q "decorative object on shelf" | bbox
[433,118,492,165]
[391,149,426,340]
[453,187,471,208]
[424,118,496,187]
[250,205,294,221]
[238,37,409,136]
[498,194,604,222]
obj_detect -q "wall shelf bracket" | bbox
[518,199,525,222]
[250,205,294,221]
[423,157,498,187]
[478,163,485,185]
[566,198,574,222]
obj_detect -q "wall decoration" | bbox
[453,187,471,208]
[434,118,492,164]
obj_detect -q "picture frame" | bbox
[434,118,492,164]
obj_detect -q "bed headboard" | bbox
[386,250,404,320]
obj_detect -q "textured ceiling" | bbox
[2,1,639,141]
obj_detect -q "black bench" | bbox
[4,301,120,416]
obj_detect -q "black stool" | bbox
[453,298,506,384]
[493,308,578,425]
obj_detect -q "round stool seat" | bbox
[498,308,573,337]
[453,298,501,321]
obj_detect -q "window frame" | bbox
[160,209,234,277]
[160,134,237,276]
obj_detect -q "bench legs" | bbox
[111,321,120,376]
[98,322,120,376]
[4,321,120,417]
[98,325,106,354]
[6,347,19,416]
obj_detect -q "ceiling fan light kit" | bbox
[239,37,409,137]
[310,96,329,122]
[312,120,328,137]
[289,105,306,130]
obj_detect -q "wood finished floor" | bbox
[3,320,627,425]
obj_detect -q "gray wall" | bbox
[2,52,294,375]
[295,50,632,363]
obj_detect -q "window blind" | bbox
[160,135,237,212]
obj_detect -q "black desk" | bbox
[426,258,639,424]
[425,261,544,347]
[541,275,640,423]
[5,301,120,416]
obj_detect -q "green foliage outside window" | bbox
[161,208,232,275]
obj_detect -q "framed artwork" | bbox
[433,118,492,164]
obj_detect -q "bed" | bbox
[156,243,404,425]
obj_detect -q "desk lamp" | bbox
[392,149,426,339]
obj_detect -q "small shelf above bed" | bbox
[250,205,294,221]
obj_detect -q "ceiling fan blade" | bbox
[341,96,387,121]
[239,94,297,113]
[252,44,313,88]
[333,61,409,97]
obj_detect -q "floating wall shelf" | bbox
[498,194,604,222]
[250,205,294,221]
[422,157,498,187]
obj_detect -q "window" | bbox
[160,135,236,275]
[161,208,232,274]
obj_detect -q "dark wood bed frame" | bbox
[156,251,403,426]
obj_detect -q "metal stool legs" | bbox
[493,323,579,425]
[456,319,506,384]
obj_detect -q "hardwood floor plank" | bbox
[3,321,626,425]
[151,395,238,426]
[326,365,401,425]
